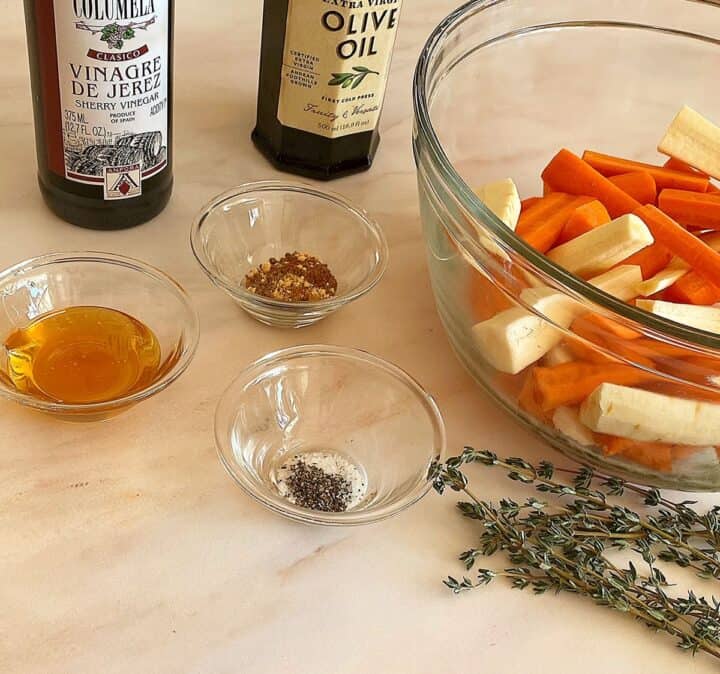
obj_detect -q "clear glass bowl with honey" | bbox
[0,252,199,421]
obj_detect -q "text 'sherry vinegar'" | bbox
[23,0,174,229]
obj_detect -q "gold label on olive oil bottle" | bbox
[277,0,402,139]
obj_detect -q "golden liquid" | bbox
[2,306,162,404]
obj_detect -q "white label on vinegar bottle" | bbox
[53,0,169,200]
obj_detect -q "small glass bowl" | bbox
[190,181,389,328]
[215,345,446,525]
[0,252,199,422]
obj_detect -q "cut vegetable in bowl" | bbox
[457,104,720,482]
[658,106,720,180]
[546,214,653,278]
[608,171,657,205]
[582,150,711,192]
[636,299,720,333]
[580,383,720,446]
[470,265,642,374]
[474,178,521,229]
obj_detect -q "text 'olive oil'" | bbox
[252,0,403,180]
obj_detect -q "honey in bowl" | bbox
[2,306,162,405]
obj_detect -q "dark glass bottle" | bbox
[252,0,403,180]
[23,0,173,230]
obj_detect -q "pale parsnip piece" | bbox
[547,215,653,278]
[658,106,720,180]
[636,257,689,297]
[552,406,595,446]
[471,265,642,374]
[636,299,720,334]
[580,383,720,446]
[474,178,521,230]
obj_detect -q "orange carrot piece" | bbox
[557,200,610,244]
[602,438,673,471]
[521,197,542,212]
[635,205,720,289]
[622,242,673,279]
[663,156,708,177]
[569,321,657,368]
[541,149,641,218]
[657,189,720,230]
[664,270,720,305]
[664,156,720,194]
[532,362,658,411]
[583,150,710,193]
[518,370,548,422]
[642,380,720,404]
[625,244,674,280]
[576,312,643,340]
[516,192,592,253]
[542,182,555,196]
[608,172,657,205]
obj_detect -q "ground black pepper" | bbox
[244,252,338,302]
[281,460,353,512]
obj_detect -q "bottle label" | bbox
[277,0,402,139]
[52,0,169,200]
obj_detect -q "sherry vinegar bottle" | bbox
[23,0,173,230]
[252,0,403,180]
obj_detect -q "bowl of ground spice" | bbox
[191,182,389,328]
[214,345,446,525]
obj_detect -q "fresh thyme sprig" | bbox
[433,448,720,660]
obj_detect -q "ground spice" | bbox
[276,452,366,512]
[244,252,338,302]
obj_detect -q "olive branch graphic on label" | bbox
[328,66,380,89]
[74,16,156,50]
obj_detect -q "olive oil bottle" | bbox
[252,0,403,180]
[23,0,173,230]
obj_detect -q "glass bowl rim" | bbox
[190,180,390,311]
[214,343,447,526]
[412,0,720,353]
[0,250,200,413]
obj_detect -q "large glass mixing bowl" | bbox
[413,0,720,490]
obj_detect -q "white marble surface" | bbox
[1,1,718,672]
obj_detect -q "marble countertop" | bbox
[1,1,718,672]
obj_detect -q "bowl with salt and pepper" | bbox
[214,344,446,525]
[190,181,389,328]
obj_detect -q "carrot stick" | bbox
[621,243,673,280]
[569,322,656,368]
[602,437,673,471]
[557,200,610,244]
[521,197,542,212]
[541,149,641,218]
[518,370,548,422]
[664,156,720,194]
[583,150,710,193]
[516,192,592,253]
[657,189,720,230]
[608,172,657,205]
[532,362,657,411]
[663,156,708,176]
[635,204,720,289]
[575,312,643,340]
[664,270,720,305]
